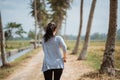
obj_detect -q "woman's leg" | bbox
[54,69,63,80]
[43,69,52,80]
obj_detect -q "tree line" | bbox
[2,22,120,41]
[63,29,120,41]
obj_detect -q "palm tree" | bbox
[30,0,47,48]
[4,22,26,47]
[0,12,7,67]
[78,0,97,60]
[30,0,48,28]
[4,22,25,38]
[99,0,118,75]
[47,0,71,34]
[63,15,67,40]
[34,0,37,48]
[71,0,84,55]
[30,0,48,48]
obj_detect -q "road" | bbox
[5,50,93,80]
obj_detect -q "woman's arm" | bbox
[58,36,67,62]
[63,52,67,62]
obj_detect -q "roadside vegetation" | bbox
[5,40,31,52]
[0,47,41,79]
[66,40,120,79]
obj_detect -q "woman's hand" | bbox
[63,57,67,62]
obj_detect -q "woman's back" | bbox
[42,36,67,72]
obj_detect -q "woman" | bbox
[42,22,67,80]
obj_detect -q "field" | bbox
[1,40,120,69]
[66,40,120,70]
[0,40,31,52]
[0,40,120,80]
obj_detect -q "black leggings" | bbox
[43,69,63,80]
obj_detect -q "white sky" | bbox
[0,0,120,36]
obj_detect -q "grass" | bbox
[0,47,41,79]
[66,40,120,79]
[3,40,31,52]
[79,71,120,80]
[66,40,120,70]
[86,47,104,70]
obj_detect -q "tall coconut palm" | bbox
[78,0,97,60]
[30,0,48,28]
[99,0,118,75]
[30,0,48,48]
[0,12,7,67]
[47,0,71,34]
[63,15,67,40]
[42,0,46,8]
[30,0,38,48]
[71,0,84,55]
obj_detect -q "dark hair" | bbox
[43,22,57,42]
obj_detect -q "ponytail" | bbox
[44,23,57,42]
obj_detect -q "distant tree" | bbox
[4,30,12,40]
[99,0,118,75]
[4,22,26,38]
[91,32,100,40]
[4,30,12,48]
[78,0,97,60]
[71,0,84,54]
[4,22,26,48]
[15,27,26,38]
[28,30,35,39]
[116,29,120,40]
[90,32,107,40]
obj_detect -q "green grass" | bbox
[66,40,120,70]
[5,40,31,51]
[86,49,103,70]
[0,48,41,79]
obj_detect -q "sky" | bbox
[0,0,120,36]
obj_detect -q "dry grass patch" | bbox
[79,70,120,80]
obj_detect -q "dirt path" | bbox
[5,50,93,80]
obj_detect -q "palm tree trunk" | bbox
[57,17,63,35]
[99,0,117,76]
[34,0,37,48]
[42,0,46,8]
[64,16,67,40]
[0,12,7,66]
[38,28,42,47]
[72,0,83,54]
[56,22,60,34]
[78,0,97,60]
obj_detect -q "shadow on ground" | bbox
[79,70,120,80]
